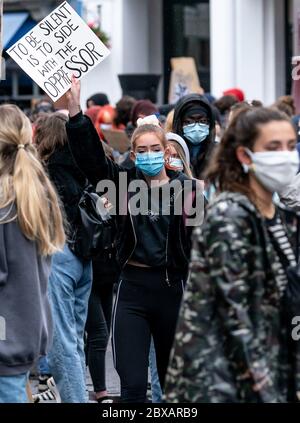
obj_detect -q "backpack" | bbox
[69,185,117,260]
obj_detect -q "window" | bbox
[163,0,210,101]
[0,58,42,107]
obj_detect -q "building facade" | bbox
[81,0,290,106]
[4,0,61,20]
[1,0,297,107]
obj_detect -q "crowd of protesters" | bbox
[1,76,300,404]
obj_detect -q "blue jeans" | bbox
[38,356,50,375]
[0,373,28,403]
[149,338,162,403]
[47,245,92,403]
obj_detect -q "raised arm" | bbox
[65,76,126,186]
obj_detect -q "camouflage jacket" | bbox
[165,192,300,403]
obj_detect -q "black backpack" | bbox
[69,185,116,260]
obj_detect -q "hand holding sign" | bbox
[67,74,82,117]
[7,2,110,101]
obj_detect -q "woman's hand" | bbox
[67,75,82,117]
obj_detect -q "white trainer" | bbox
[33,377,61,403]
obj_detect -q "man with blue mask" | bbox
[172,94,216,179]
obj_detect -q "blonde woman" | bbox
[165,133,206,197]
[0,105,65,403]
[165,132,193,178]
[65,77,206,403]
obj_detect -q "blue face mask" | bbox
[135,151,165,177]
[166,157,184,171]
[183,123,210,145]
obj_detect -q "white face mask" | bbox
[242,148,299,193]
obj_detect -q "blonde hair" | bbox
[0,104,65,256]
[164,109,174,133]
[167,141,193,179]
[131,124,167,150]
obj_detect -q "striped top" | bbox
[266,212,296,295]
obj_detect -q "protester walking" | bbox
[165,107,300,403]
[0,105,65,403]
[172,94,216,179]
[35,112,92,403]
[64,77,204,403]
[165,132,192,178]
[85,246,119,403]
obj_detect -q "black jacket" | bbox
[66,112,203,281]
[172,94,216,178]
[46,143,87,239]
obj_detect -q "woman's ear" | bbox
[164,146,171,160]
[130,150,136,162]
[236,146,252,166]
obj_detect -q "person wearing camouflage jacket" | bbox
[164,191,300,403]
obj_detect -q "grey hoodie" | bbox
[0,204,53,376]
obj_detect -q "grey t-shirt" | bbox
[0,204,53,376]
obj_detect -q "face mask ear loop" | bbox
[242,163,249,174]
[241,147,253,174]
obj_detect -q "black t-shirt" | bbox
[130,182,175,267]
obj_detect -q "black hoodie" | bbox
[172,94,216,178]
[46,143,87,237]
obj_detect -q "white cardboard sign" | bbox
[7,1,110,101]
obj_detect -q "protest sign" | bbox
[168,57,203,104]
[7,1,110,101]
[102,129,130,154]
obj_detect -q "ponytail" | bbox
[0,105,65,255]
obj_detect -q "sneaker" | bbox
[38,374,51,392]
[97,396,114,403]
[33,377,61,403]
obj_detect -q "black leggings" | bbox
[112,265,185,403]
[85,282,114,393]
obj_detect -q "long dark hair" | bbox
[206,107,294,195]
[114,96,136,127]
